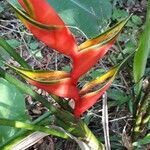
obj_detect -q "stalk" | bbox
[132,78,150,141]
[0,112,52,149]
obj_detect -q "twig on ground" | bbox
[102,92,111,150]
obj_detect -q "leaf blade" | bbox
[133,1,150,93]
[48,0,112,37]
[0,118,68,139]
[0,78,28,144]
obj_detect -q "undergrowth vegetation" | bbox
[0,0,150,149]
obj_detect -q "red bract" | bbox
[18,0,77,57]
[10,0,130,117]
[71,39,116,82]
[74,82,111,118]
[6,65,80,100]
[27,78,80,100]
[74,67,118,117]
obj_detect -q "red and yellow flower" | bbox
[9,0,130,117]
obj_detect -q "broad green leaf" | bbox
[133,0,150,93]
[133,133,150,147]
[0,58,4,67]
[0,112,52,150]
[107,89,129,105]
[48,0,112,38]
[0,78,28,145]
[0,46,10,61]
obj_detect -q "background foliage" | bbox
[0,0,150,149]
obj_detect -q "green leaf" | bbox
[0,58,4,67]
[0,46,10,61]
[6,39,20,49]
[0,5,4,13]
[0,118,69,139]
[131,15,143,26]
[133,1,150,93]
[133,133,150,147]
[0,112,52,149]
[29,42,39,50]
[113,8,129,20]
[48,0,112,38]
[107,89,129,105]
[0,78,28,145]
[90,69,105,79]
[62,66,71,72]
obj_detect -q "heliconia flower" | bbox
[7,64,80,100]
[8,0,132,118]
[10,0,77,57]
[71,17,130,82]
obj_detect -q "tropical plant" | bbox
[1,0,146,149]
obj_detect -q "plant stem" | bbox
[0,112,56,149]
[132,77,150,141]
[51,94,72,112]
[0,118,68,139]
[0,112,51,149]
